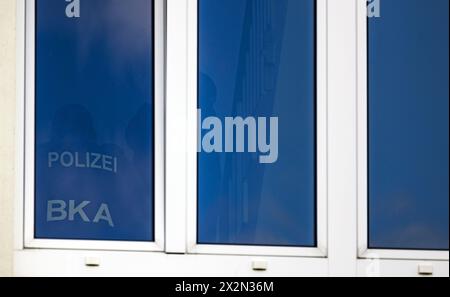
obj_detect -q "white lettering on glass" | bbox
[65,0,80,18]
[47,200,114,227]
[48,152,118,173]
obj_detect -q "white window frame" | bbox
[22,0,166,252]
[356,0,449,261]
[185,0,328,258]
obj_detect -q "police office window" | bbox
[24,0,164,250]
[190,0,327,256]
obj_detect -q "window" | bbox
[12,0,448,276]
[196,0,322,249]
[25,0,164,249]
[366,0,449,251]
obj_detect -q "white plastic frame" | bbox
[23,0,165,252]
[186,0,328,257]
[356,0,449,261]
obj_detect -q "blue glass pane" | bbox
[368,0,449,250]
[198,0,316,246]
[35,0,154,241]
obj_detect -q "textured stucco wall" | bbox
[0,0,16,277]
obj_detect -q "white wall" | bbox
[0,0,16,277]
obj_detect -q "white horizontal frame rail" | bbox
[186,0,328,257]
[356,0,449,261]
[13,249,328,277]
[23,0,165,252]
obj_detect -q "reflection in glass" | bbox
[198,0,316,246]
[35,0,154,241]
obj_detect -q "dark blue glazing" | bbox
[35,0,154,241]
[368,0,449,250]
[198,0,316,246]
